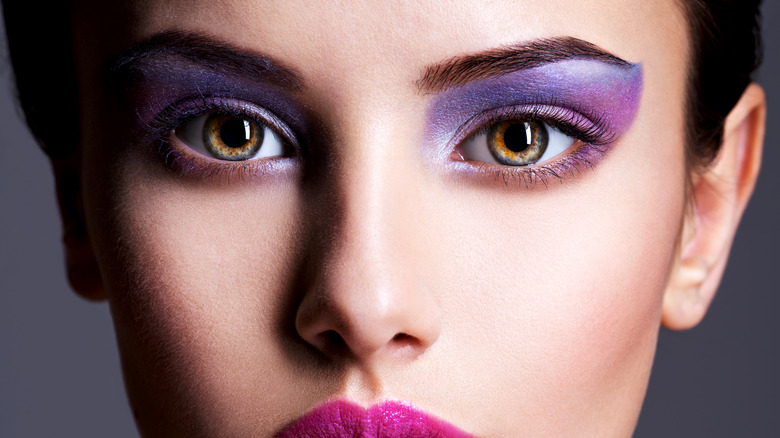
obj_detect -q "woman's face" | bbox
[71,0,690,436]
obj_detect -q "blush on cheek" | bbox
[433,127,687,434]
[538,156,685,431]
[513,219,678,434]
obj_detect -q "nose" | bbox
[294,143,441,362]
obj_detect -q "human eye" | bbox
[450,105,614,186]
[175,113,286,162]
[152,97,299,179]
[458,117,574,167]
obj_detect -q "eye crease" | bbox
[426,59,644,186]
[174,112,287,161]
[128,54,641,186]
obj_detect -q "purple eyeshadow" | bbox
[113,56,308,142]
[110,51,641,186]
[424,59,643,159]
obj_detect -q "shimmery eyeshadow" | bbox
[110,55,308,143]
[424,59,643,160]
[103,55,309,182]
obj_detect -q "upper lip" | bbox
[273,399,475,438]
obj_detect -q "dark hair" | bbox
[2,1,764,167]
[681,0,764,169]
[2,2,77,160]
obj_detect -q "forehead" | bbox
[73,0,688,85]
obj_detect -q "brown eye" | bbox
[175,112,287,161]
[458,117,576,168]
[203,115,264,161]
[487,120,548,166]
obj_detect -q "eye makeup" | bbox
[108,53,309,181]
[108,32,642,187]
[425,59,643,187]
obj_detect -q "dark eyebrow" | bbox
[417,36,633,93]
[107,30,304,90]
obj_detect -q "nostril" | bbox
[392,333,410,342]
[314,330,353,357]
[315,330,420,358]
[321,330,346,348]
[388,332,427,359]
[391,333,420,350]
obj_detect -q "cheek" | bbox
[85,157,326,435]
[431,133,686,433]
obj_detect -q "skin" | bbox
[60,0,765,436]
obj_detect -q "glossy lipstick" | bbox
[274,400,475,437]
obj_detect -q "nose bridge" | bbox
[337,119,408,271]
[294,112,441,362]
[316,106,404,290]
[323,157,399,318]
[317,94,422,295]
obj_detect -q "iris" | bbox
[487,120,548,166]
[203,115,264,161]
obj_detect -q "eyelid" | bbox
[153,96,300,151]
[459,121,580,167]
[143,96,303,181]
[442,103,618,189]
[449,104,611,154]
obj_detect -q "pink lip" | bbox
[274,400,475,437]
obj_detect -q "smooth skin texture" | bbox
[58,0,765,436]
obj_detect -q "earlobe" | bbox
[52,158,106,301]
[662,83,765,330]
[662,250,710,330]
[63,225,106,301]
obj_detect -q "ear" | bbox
[52,156,106,301]
[662,83,766,330]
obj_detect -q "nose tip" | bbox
[295,269,441,361]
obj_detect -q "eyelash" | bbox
[448,104,614,188]
[149,97,299,181]
[148,97,614,187]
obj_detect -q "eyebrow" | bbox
[109,32,629,96]
[107,30,304,90]
[417,36,633,93]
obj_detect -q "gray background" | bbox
[1,4,777,437]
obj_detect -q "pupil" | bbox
[220,119,250,148]
[503,122,531,153]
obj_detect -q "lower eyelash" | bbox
[158,138,297,182]
[448,104,615,188]
[144,96,300,181]
[450,142,609,189]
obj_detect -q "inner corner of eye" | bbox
[173,114,208,146]
[457,130,493,162]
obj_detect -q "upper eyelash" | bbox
[447,104,616,188]
[147,96,299,148]
[453,103,613,150]
[143,95,613,186]
[143,96,300,181]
